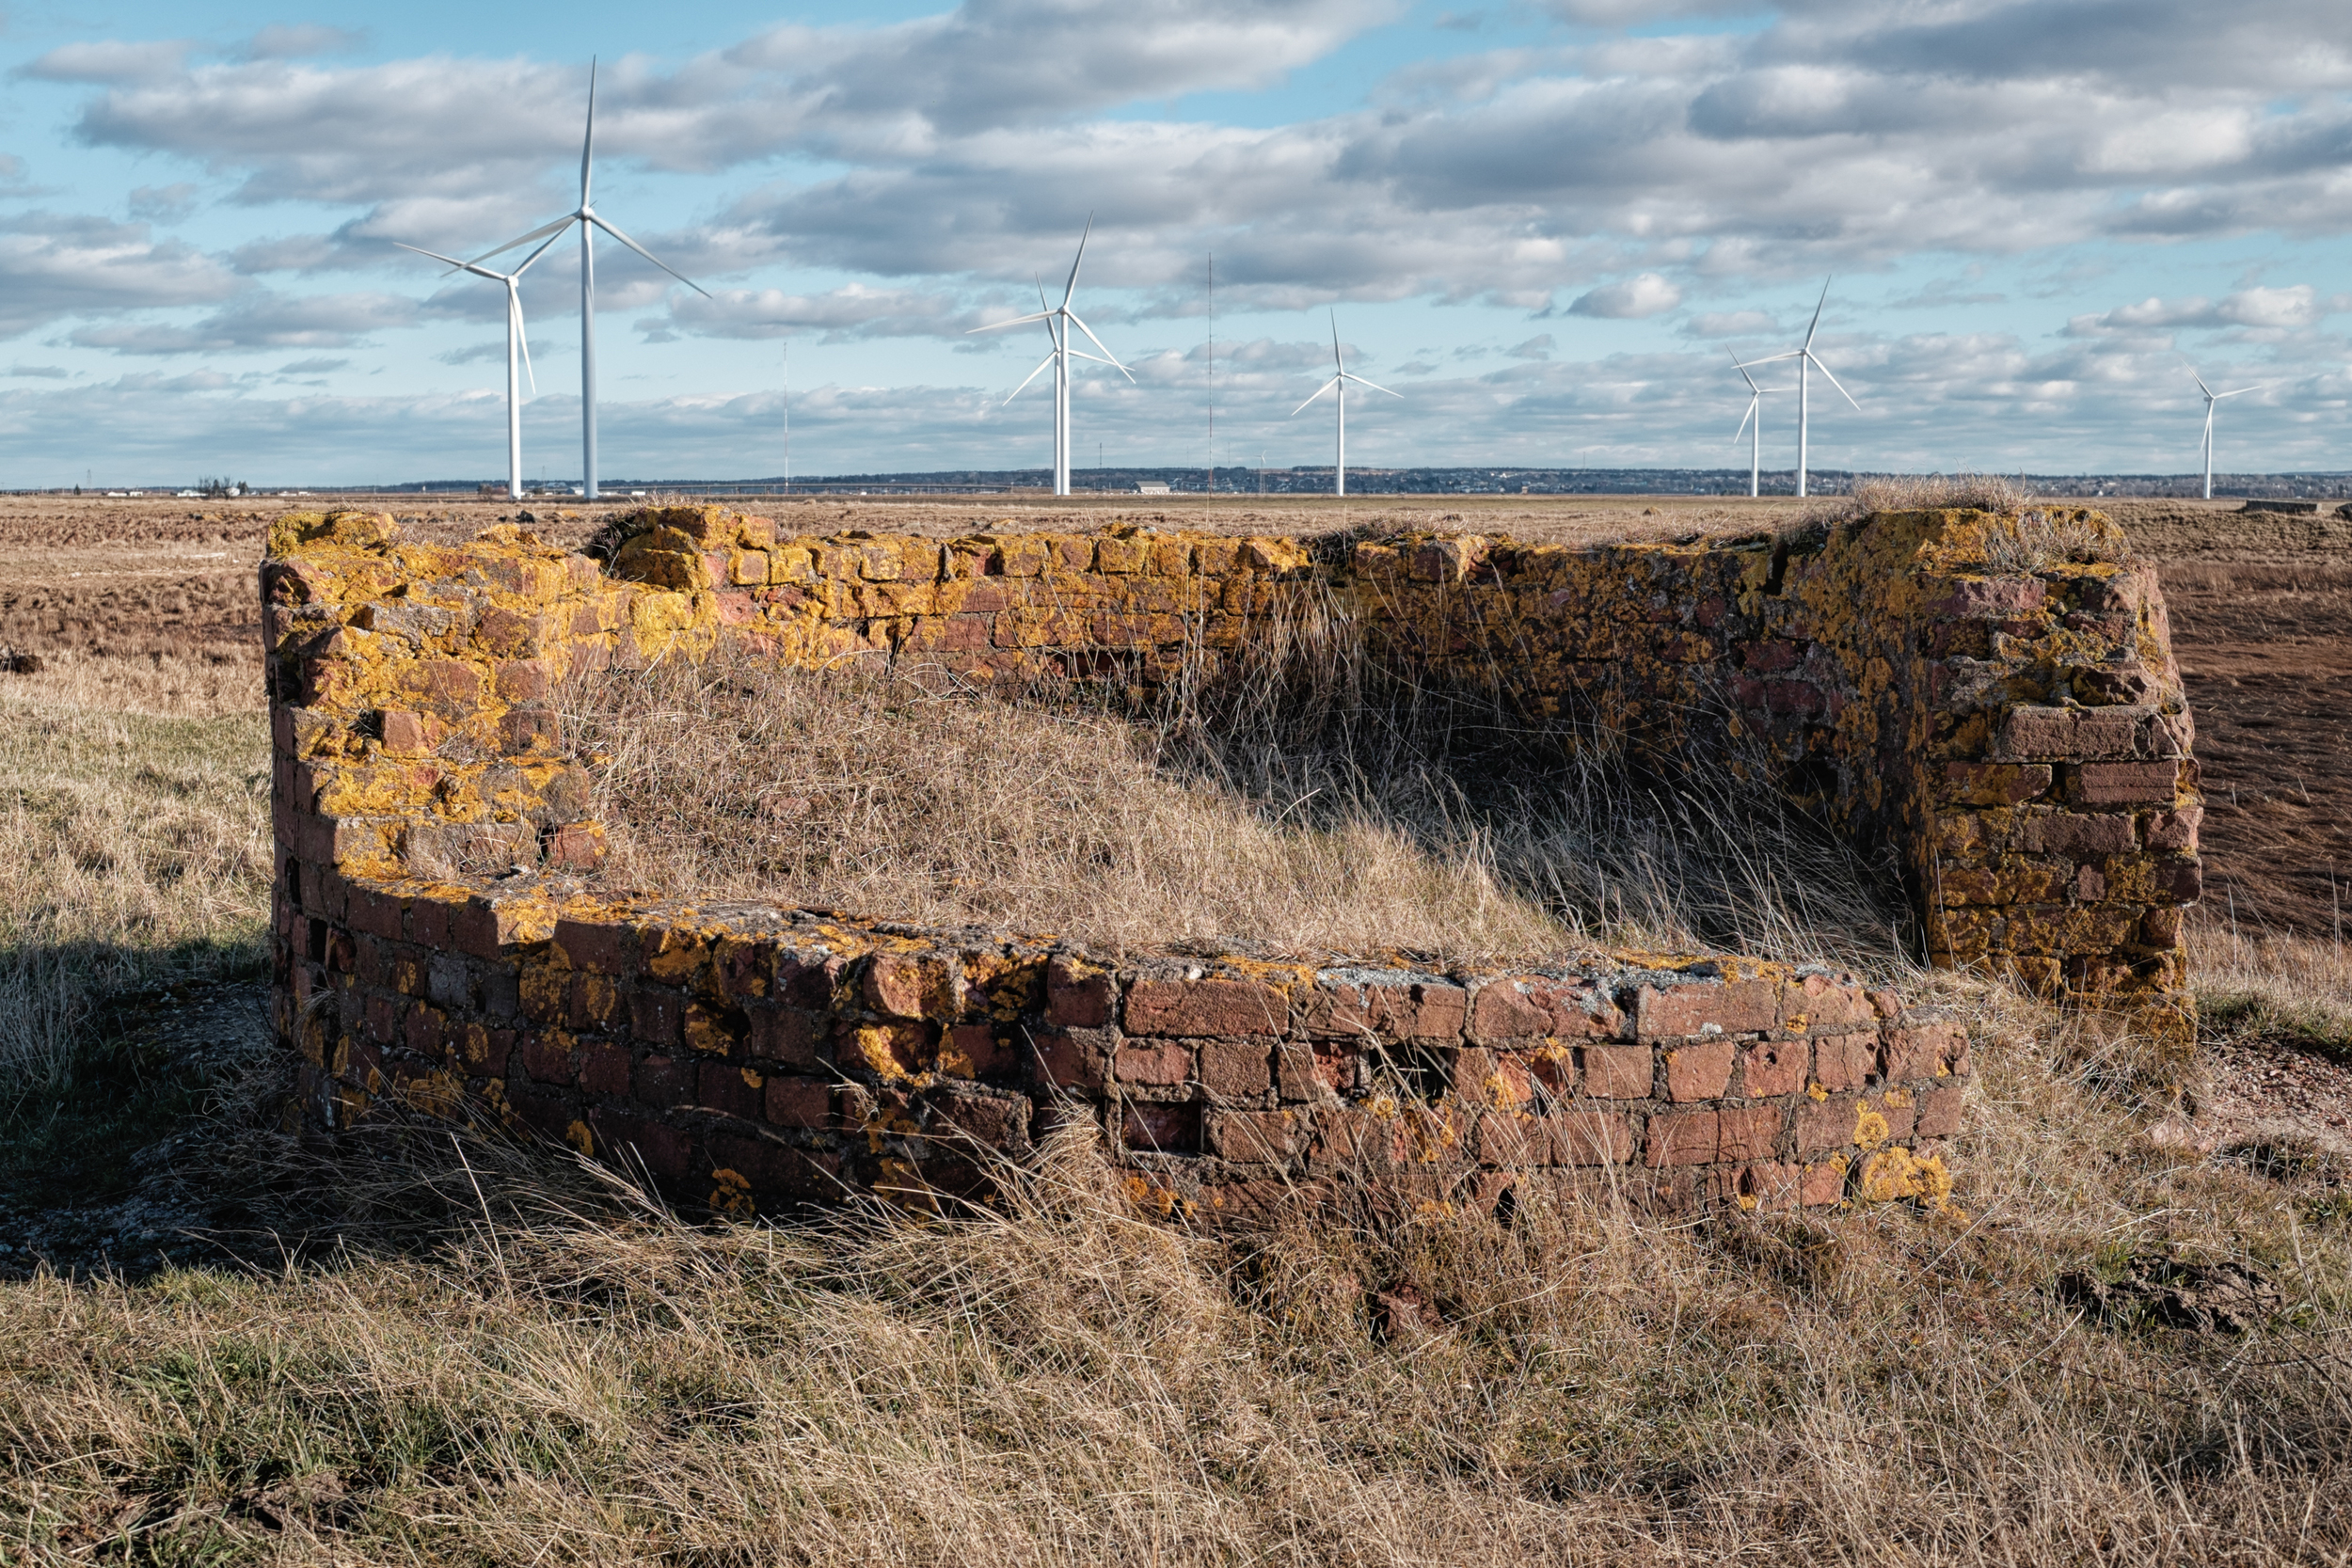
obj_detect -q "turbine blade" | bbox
[1810,353,1862,411]
[1735,395,1757,441]
[463,215,576,269]
[1729,347,1759,391]
[966,311,1053,334]
[1006,351,1057,404]
[1331,309,1343,372]
[2218,384,2266,398]
[581,57,597,206]
[1063,213,1093,309]
[513,288,536,396]
[1803,277,1831,352]
[1291,377,1340,417]
[1733,351,1803,368]
[1342,372,1402,398]
[1064,309,1134,381]
[2190,368,2213,398]
[395,241,500,280]
[514,226,568,276]
[587,213,711,297]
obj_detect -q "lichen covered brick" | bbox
[263,501,2198,1219]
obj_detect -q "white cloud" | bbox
[1569,274,1682,318]
[68,291,421,354]
[21,40,195,85]
[240,24,369,61]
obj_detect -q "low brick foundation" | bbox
[264,502,2201,1218]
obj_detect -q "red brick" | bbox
[1199,1037,1273,1098]
[1717,1104,1782,1163]
[1802,1161,1848,1207]
[1579,1043,1653,1099]
[2025,812,2137,857]
[1740,1038,1806,1099]
[1210,1108,1306,1163]
[942,1022,1013,1077]
[403,1004,447,1060]
[1549,1111,1635,1165]
[629,989,682,1045]
[1473,1112,1538,1165]
[1124,976,1288,1037]
[864,952,936,1019]
[696,1059,762,1119]
[1883,1022,1964,1082]
[1637,978,1776,1039]
[2146,807,2201,851]
[747,1006,821,1069]
[634,1053,691,1108]
[1664,1039,1735,1101]
[2077,761,2181,805]
[1045,955,1114,1026]
[577,1043,631,1098]
[518,1032,573,1085]
[1034,1025,1112,1091]
[1275,1040,1345,1101]
[555,918,636,975]
[1307,976,1470,1041]
[1915,1085,1965,1138]
[764,1077,833,1129]
[1813,1033,1877,1092]
[1646,1110,1720,1166]
[1797,1097,1860,1155]
[1122,1100,1200,1153]
[1114,1040,1192,1086]
[1468,976,1620,1041]
[1941,762,2054,806]
[929,1089,1027,1152]
[1779,973,1877,1029]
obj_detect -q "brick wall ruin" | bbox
[264,502,2201,1219]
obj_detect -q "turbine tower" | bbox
[2190,368,2265,500]
[967,216,1131,497]
[1729,350,1788,499]
[1735,278,1858,499]
[465,59,709,499]
[1290,311,1400,498]
[397,233,564,501]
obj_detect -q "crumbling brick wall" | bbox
[263,502,2196,1218]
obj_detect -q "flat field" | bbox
[2,493,2350,1562]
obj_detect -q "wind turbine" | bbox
[966,216,1132,497]
[1291,311,1400,498]
[1729,350,1788,499]
[2189,368,2265,500]
[398,232,564,501]
[1734,278,1858,499]
[461,59,709,499]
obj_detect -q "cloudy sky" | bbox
[4,0,2350,485]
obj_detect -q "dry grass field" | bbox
[1,492,2349,1563]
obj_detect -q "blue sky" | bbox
[3,0,2349,484]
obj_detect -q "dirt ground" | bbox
[1,489,2343,937]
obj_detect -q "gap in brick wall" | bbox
[553,634,1914,974]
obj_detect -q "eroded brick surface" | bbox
[264,502,2194,1221]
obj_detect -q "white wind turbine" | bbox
[1734,278,1858,499]
[461,59,708,499]
[1291,310,1400,498]
[1729,350,1789,499]
[966,216,1131,497]
[2189,368,2265,500]
[398,232,564,501]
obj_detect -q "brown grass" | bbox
[0,655,270,1093]
[564,632,1906,970]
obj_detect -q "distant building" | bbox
[1136,482,1170,494]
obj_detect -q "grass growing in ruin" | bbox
[567,642,1904,972]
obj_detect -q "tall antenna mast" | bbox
[1205,252,1213,512]
[782,341,790,495]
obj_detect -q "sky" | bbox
[3,0,2350,485]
